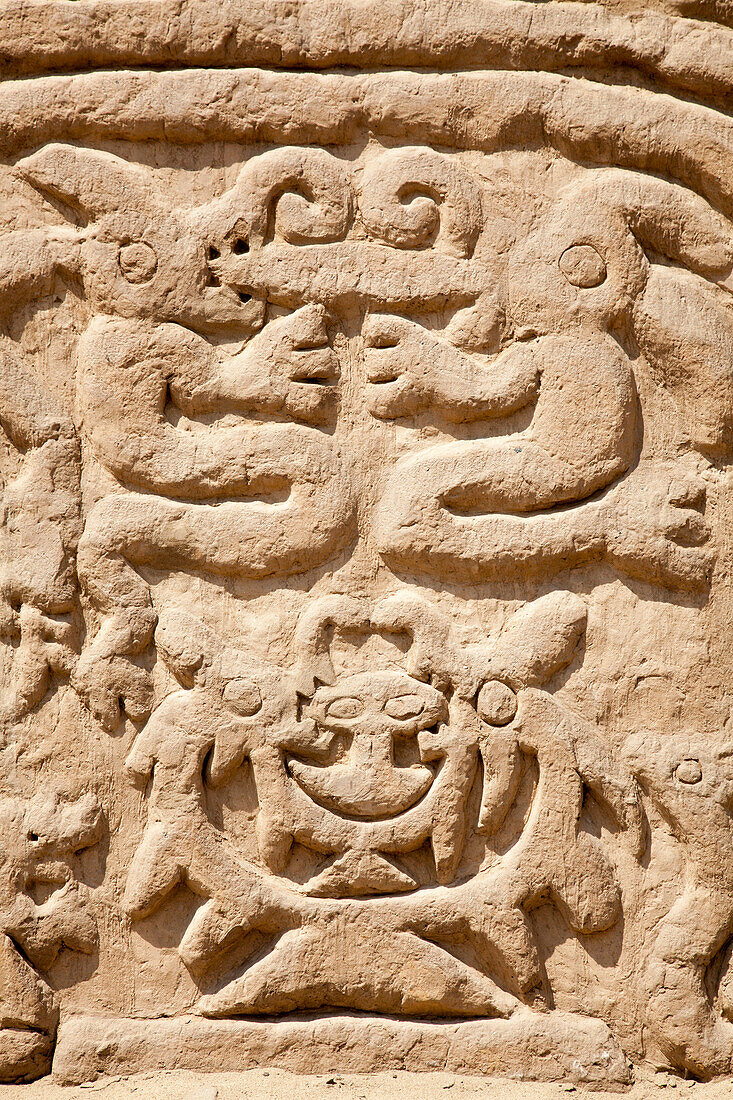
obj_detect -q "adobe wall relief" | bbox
[1,1,733,1084]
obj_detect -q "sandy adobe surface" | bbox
[3,0,733,1090]
[0,1070,730,1099]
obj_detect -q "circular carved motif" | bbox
[476,679,518,726]
[558,243,607,288]
[675,757,703,784]
[222,678,262,716]
[118,241,158,283]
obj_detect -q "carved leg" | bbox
[374,451,597,581]
[178,896,262,978]
[404,871,545,1002]
[375,454,712,589]
[644,886,733,1079]
[197,916,518,1019]
[74,517,156,732]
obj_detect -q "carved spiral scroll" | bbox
[237,147,353,246]
[359,147,482,257]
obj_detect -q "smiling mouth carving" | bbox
[288,754,434,819]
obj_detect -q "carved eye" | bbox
[558,244,607,288]
[222,678,261,717]
[118,241,158,284]
[675,758,702,784]
[477,680,517,727]
[326,697,363,719]
[384,694,424,720]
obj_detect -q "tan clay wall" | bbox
[1,0,733,1085]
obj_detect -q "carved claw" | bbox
[73,609,156,730]
[364,311,537,423]
[604,457,714,590]
[243,303,340,426]
[73,651,154,731]
[179,897,254,977]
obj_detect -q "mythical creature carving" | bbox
[625,733,733,1080]
[12,144,357,729]
[122,591,641,1018]
[368,168,732,586]
[1,118,732,1084]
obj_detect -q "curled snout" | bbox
[211,238,489,313]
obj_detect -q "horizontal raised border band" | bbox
[0,0,731,111]
[52,1011,632,1086]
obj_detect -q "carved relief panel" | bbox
[2,1,733,1085]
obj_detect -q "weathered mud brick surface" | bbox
[1,0,733,1086]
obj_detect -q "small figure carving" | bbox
[0,790,103,1082]
[0,281,81,725]
[625,732,733,1080]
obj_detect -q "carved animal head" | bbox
[0,789,102,1082]
[0,790,103,967]
[505,169,733,340]
[624,730,733,828]
[501,169,733,455]
[16,143,353,334]
[0,790,103,880]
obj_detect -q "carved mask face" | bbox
[293,670,447,819]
